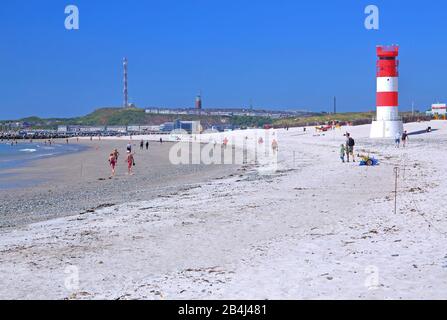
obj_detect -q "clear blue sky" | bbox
[1,0,446,119]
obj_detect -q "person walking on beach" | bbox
[126,142,132,153]
[272,139,279,153]
[108,152,117,177]
[340,144,346,163]
[223,137,229,149]
[113,149,120,162]
[140,140,144,150]
[345,133,356,162]
[402,131,409,148]
[160,138,163,144]
[125,151,135,175]
[145,141,149,150]
[394,132,401,148]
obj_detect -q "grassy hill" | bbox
[12,108,233,128]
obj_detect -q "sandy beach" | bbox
[0,139,238,228]
[0,121,446,300]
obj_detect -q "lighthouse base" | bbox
[370,120,403,138]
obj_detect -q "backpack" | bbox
[348,137,355,147]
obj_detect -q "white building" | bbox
[106,126,127,133]
[431,103,447,116]
[57,125,68,133]
[140,125,161,132]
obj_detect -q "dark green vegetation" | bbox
[6,108,231,129]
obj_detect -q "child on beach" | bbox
[126,151,135,175]
[394,132,401,148]
[272,139,279,153]
[108,152,117,177]
[113,149,120,161]
[340,144,346,163]
[223,137,229,149]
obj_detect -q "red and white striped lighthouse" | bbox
[370,45,403,138]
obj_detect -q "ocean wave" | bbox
[32,153,57,159]
[20,149,37,153]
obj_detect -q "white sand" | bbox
[1,121,447,300]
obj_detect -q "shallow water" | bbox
[0,142,87,189]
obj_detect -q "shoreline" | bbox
[0,139,241,229]
[0,140,90,188]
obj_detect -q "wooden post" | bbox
[394,167,399,214]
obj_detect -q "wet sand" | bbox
[0,139,239,228]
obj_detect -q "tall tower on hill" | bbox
[123,57,129,108]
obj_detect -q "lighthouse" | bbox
[370,45,404,138]
[195,92,202,111]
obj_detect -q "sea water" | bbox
[0,142,87,189]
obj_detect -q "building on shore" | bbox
[429,103,447,117]
[160,122,175,132]
[58,125,106,134]
[173,120,201,134]
[144,107,305,118]
[127,125,161,133]
[106,126,127,134]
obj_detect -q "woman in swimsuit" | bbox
[108,152,117,177]
[126,151,135,175]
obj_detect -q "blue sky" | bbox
[0,0,446,119]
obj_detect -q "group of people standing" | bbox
[395,131,409,148]
[140,140,149,150]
